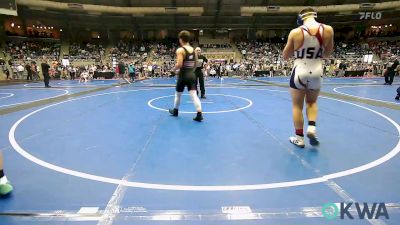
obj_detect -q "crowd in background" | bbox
[333,42,370,59]
[151,42,178,61]
[237,41,283,70]
[370,41,400,60]
[363,27,400,38]
[69,42,105,61]
[1,38,399,81]
[199,43,232,50]
[111,40,150,59]
[5,40,60,61]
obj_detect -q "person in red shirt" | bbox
[115,66,119,78]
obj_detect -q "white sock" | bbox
[189,90,202,112]
[0,176,8,185]
[307,125,316,134]
[174,92,182,109]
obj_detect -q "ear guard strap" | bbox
[297,11,317,26]
[299,11,318,20]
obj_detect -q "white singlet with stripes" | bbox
[290,24,325,90]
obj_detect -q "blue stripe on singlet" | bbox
[290,67,298,89]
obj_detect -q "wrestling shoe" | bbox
[169,108,178,117]
[306,126,320,146]
[289,135,305,148]
[0,176,13,196]
[193,112,203,122]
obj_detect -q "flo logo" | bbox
[322,202,389,220]
[359,11,382,20]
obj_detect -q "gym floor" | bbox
[0,77,399,225]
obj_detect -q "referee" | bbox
[41,57,51,88]
[195,47,208,98]
[384,59,399,85]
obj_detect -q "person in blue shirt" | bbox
[128,63,136,82]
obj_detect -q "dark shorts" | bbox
[176,76,196,92]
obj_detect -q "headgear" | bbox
[297,8,317,26]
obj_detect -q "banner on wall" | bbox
[62,59,70,67]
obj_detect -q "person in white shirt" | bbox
[226,64,231,76]
[147,64,153,77]
[69,66,76,80]
[17,64,25,79]
[210,67,216,77]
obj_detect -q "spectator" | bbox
[69,66,76,80]
[6,40,60,61]
[17,63,24,79]
[128,63,135,82]
[25,63,32,80]
[31,62,39,81]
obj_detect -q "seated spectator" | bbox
[6,40,60,61]
[69,42,104,61]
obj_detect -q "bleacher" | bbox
[69,42,105,62]
[110,40,150,62]
[2,35,399,81]
[5,39,60,61]
[198,37,237,61]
